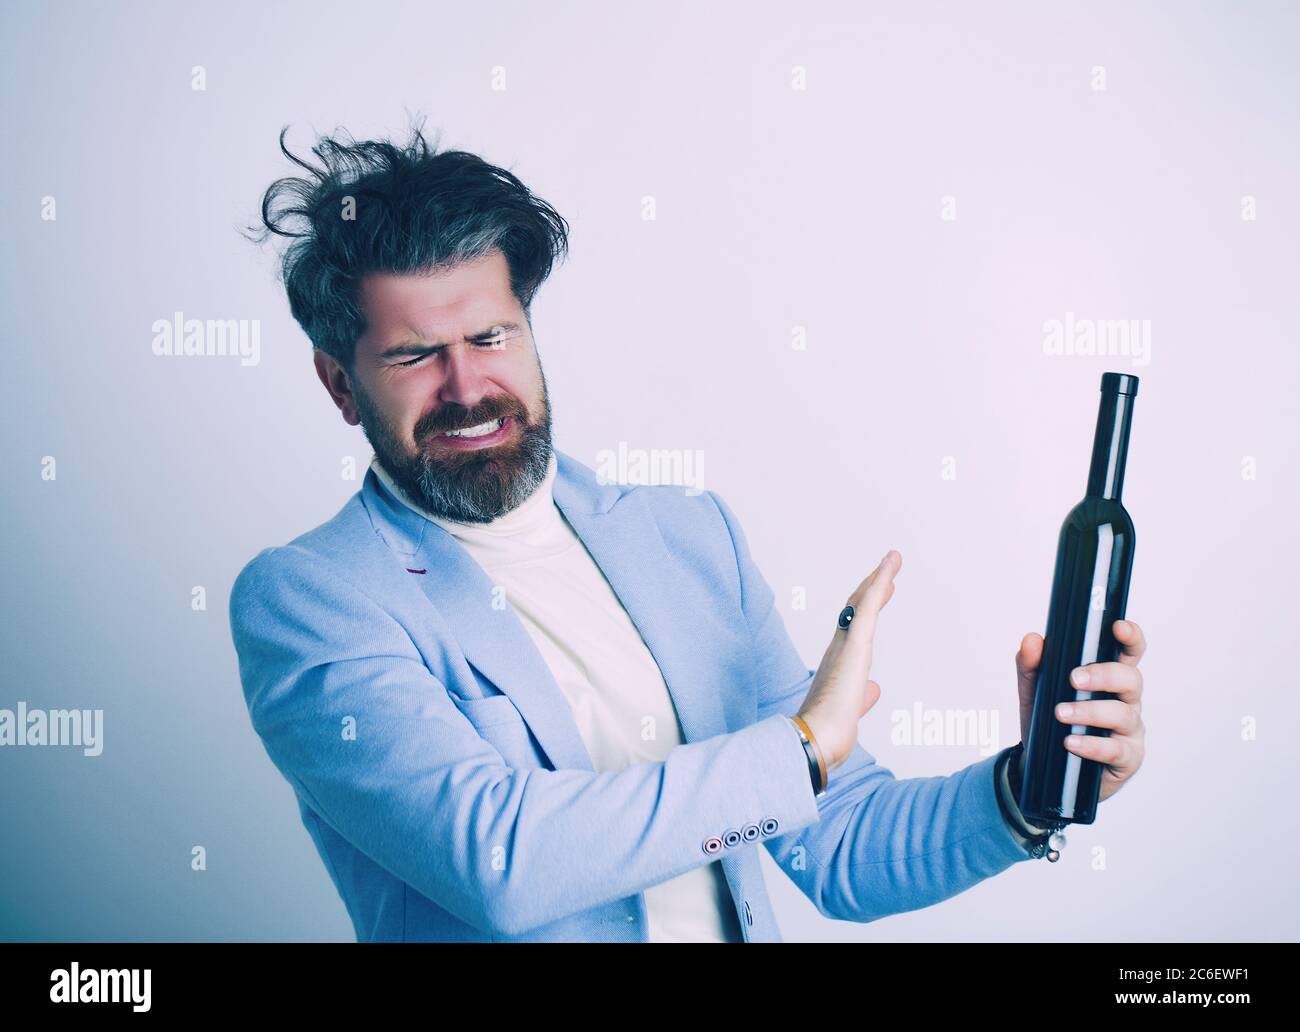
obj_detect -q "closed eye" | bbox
[395,338,509,367]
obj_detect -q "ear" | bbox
[313,349,361,426]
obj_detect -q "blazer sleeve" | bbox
[705,490,1036,925]
[229,543,823,937]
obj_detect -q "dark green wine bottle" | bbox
[1018,372,1138,827]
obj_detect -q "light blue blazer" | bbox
[229,449,1036,942]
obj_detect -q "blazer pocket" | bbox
[451,693,546,769]
[450,692,526,730]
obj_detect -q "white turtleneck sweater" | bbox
[370,451,744,943]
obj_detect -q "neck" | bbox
[1085,373,1138,501]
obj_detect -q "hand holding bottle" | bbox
[1014,619,1148,805]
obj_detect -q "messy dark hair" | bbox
[246,116,570,371]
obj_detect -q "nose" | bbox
[436,344,491,410]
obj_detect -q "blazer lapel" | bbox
[363,449,725,773]
[552,456,727,748]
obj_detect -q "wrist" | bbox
[1002,743,1054,837]
[789,716,828,797]
[795,707,838,769]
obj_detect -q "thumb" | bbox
[1015,632,1044,702]
[860,679,882,719]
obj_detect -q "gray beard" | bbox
[354,377,554,524]
[404,428,552,523]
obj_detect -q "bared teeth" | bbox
[443,417,503,438]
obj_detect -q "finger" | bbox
[1113,619,1146,667]
[819,557,891,664]
[1068,661,1142,705]
[1063,730,1141,775]
[844,550,901,639]
[1014,633,1043,700]
[860,679,883,718]
[844,564,894,642]
[1054,698,1140,735]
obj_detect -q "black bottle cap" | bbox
[1101,371,1139,397]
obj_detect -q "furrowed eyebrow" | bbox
[466,321,521,342]
[379,322,522,359]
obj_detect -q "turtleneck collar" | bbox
[369,450,571,562]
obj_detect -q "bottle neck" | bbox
[1086,389,1135,501]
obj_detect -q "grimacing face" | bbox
[313,249,554,523]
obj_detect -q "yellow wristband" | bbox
[791,715,828,794]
